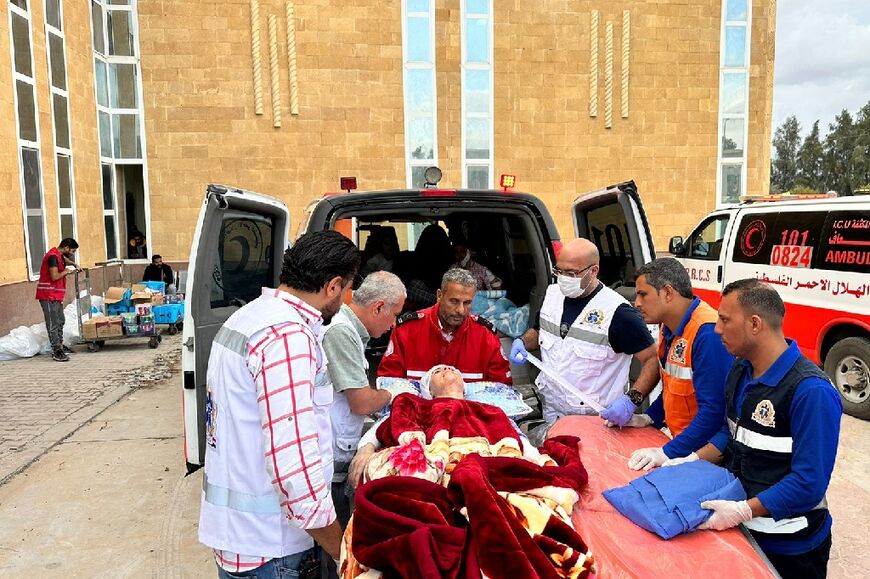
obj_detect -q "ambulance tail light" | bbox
[551,240,563,259]
[420,189,457,197]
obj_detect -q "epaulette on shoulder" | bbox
[472,315,496,335]
[396,311,424,326]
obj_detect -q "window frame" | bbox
[402,0,438,188]
[460,0,494,189]
[45,0,78,242]
[89,0,152,262]
[715,0,752,207]
[9,0,49,280]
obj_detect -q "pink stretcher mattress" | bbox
[549,416,777,579]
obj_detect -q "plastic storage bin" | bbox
[153,304,184,325]
[141,281,166,293]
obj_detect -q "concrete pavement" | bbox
[0,334,181,485]
[0,337,867,577]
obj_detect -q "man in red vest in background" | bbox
[36,238,79,362]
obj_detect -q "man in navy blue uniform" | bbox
[686,279,841,578]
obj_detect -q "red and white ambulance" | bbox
[668,194,870,419]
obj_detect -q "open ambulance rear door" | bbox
[181,184,290,473]
[571,180,656,302]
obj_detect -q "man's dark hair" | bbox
[280,230,360,292]
[59,238,78,250]
[152,254,162,263]
[722,278,785,329]
[635,257,693,299]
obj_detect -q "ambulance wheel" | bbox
[167,324,178,335]
[87,342,101,352]
[825,337,870,420]
[149,336,159,349]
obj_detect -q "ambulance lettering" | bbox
[685,267,711,282]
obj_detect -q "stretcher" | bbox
[549,416,779,579]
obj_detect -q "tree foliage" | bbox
[771,116,801,193]
[770,100,870,196]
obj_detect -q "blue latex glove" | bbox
[599,394,638,427]
[510,338,528,365]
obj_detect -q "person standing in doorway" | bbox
[35,238,79,362]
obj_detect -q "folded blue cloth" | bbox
[602,461,747,539]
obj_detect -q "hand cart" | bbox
[73,261,162,351]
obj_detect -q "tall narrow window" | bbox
[716,0,751,204]
[461,0,493,188]
[90,0,149,260]
[45,0,77,241]
[402,0,437,188]
[9,0,48,279]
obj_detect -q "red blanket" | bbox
[351,437,592,579]
[376,394,521,447]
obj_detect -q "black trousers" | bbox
[764,534,832,579]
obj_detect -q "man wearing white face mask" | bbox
[512,238,660,428]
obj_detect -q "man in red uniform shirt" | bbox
[378,268,511,384]
[35,238,79,362]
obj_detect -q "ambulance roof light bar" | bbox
[740,191,838,203]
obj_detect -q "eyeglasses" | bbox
[552,264,594,278]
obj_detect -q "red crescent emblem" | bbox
[740,219,767,257]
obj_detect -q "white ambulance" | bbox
[668,194,870,419]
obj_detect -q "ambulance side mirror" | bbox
[669,236,685,256]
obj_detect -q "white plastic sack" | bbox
[0,324,49,361]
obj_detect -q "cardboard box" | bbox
[104,287,131,305]
[96,316,124,338]
[82,318,99,341]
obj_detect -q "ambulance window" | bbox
[586,203,633,286]
[818,211,870,274]
[731,211,826,267]
[687,216,729,260]
[210,210,274,308]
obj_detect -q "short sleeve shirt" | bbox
[322,304,370,393]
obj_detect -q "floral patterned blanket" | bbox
[338,394,594,579]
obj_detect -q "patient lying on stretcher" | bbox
[348,364,544,489]
[339,364,595,578]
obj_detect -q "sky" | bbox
[771,0,870,137]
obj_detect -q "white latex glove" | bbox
[627,447,668,471]
[698,500,753,531]
[348,443,376,490]
[605,414,653,429]
[379,379,418,402]
[661,452,699,468]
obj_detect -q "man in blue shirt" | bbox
[685,279,841,578]
[608,258,735,471]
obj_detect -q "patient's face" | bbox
[429,366,465,399]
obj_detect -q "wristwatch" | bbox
[626,388,644,406]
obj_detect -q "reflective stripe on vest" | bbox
[728,418,793,453]
[539,318,610,346]
[203,475,282,514]
[663,362,693,380]
[743,498,828,534]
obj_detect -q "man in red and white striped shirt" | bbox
[199,231,360,578]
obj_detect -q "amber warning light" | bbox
[500,174,516,192]
[340,177,357,192]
